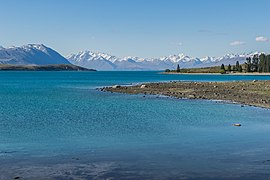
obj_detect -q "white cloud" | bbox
[230,41,245,46]
[177,42,183,46]
[255,36,269,42]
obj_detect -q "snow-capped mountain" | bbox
[0,44,70,65]
[67,51,117,70]
[67,51,255,71]
[0,44,261,71]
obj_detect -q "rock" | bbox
[253,80,258,82]
[140,84,147,88]
[112,85,121,89]
[188,94,196,99]
[233,123,241,127]
[14,177,20,179]
[261,99,267,104]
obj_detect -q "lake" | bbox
[1,71,270,179]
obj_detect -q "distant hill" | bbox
[0,64,96,71]
[0,44,70,65]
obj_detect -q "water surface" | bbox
[1,71,270,179]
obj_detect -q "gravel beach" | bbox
[102,80,270,109]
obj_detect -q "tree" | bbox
[246,63,251,72]
[221,64,225,70]
[236,61,240,71]
[220,64,226,74]
[252,54,259,72]
[165,69,171,72]
[246,57,252,72]
[239,65,242,72]
[266,55,270,72]
[232,65,236,71]
[259,54,266,72]
[227,64,231,72]
[176,64,180,73]
[246,57,251,64]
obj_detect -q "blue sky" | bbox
[1,0,270,58]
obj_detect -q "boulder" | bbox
[188,94,196,99]
[140,84,147,88]
[112,85,121,89]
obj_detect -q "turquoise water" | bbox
[1,71,270,179]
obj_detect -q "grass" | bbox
[165,66,225,74]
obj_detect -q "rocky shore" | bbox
[101,80,270,109]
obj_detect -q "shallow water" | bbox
[1,71,270,179]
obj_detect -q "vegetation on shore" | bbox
[102,80,270,109]
[0,64,96,71]
[245,53,270,73]
[165,53,270,74]
[165,66,224,74]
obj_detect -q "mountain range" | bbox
[0,44,261,70]
[67,51,257,71]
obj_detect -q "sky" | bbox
[0,0,270,58]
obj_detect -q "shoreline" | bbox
[102,80,270,109]
[0,64,96,71]
[162,72,270,76]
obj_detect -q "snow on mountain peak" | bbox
[67,50,265,70]
[21,44,50,53]
[0,44,70,65]
[67,50,119,63]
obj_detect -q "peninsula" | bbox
[102,80,270,109]
[0,64,96,71]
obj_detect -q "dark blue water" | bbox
[1,71,270,179]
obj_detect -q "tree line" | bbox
[246,53,270,72]
[221,53,270,73]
